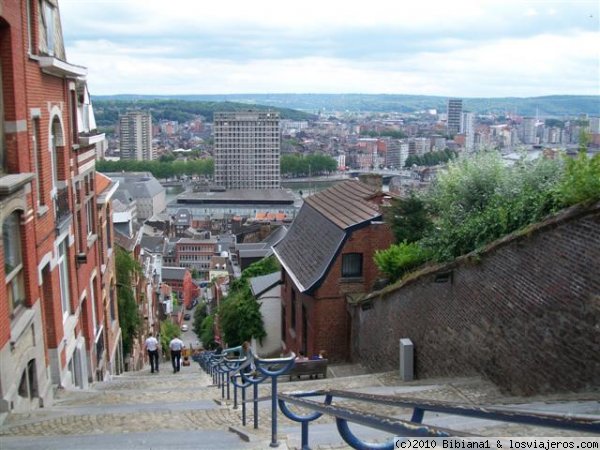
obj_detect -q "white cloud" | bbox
[60,0,600,96]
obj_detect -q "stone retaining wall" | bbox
[352,202,600,395]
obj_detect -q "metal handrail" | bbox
[197,347,296,447]
[277,389,600,450]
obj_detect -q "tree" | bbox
[385,193,432,244]
[200,314,216,349]
[216,256,280,347]
[192,303,208,337]
[115,247,141,355]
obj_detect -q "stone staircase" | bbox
[1,362,598,450]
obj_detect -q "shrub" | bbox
[374,242,432,282]
[556,151,600,206]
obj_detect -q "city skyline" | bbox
[60,0,599,98]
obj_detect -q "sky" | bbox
[59,0,600,98]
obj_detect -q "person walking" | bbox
[169,335,184,373]
[144,333,160,374]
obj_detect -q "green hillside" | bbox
[93,94,599,118]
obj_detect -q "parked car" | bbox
[184,313,191,320]
[181,324,189,332]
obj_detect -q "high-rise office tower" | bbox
[213,111,281,189]
[447,98,463,136]
[119,111,154,161]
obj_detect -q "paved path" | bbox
[1,362,598,449]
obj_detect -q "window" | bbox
[42,0,55,55]
[4,212,25,316]
[86,200,94,236]
[90,277,98,335]
[32,117,45,207]
[109,282,116,322]
[291,289,296,330]
[58,239,71,319]
[342,253,363,278]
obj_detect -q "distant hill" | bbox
[92,98,317,127]
[93,94,599,118]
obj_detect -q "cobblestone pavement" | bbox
[1,362,598,450]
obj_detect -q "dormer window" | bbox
[41,0,56,56]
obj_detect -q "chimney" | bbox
[358,173,383,191]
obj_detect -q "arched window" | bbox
[3,211,25,316]
[50,116,63,187]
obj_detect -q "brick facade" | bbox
[352,202,600,395]
[1,0,117,413]
[282,222,394,361]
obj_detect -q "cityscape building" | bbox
[119,111,154,161]
[447,98,463,136]
[461,112,475,151]
[213,111,281,189]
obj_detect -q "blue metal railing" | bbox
[197,351,599,450]
[197,347,296,447]
[277,389,600,450]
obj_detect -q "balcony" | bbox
[54,185,72,236]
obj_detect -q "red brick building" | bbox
[161,267,196,309]
[1,0,118,413]
[273,180,394,361]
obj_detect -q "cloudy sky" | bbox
[59,0,600,98]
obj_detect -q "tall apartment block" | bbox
[1,0,121,414]
[213,111,281,189]
[447,98,463,136]
[461,112,475,151]
[119,111,154,161]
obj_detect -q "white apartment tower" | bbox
[447,98,463,136]
[213,111,281,189]
[119,111,154,161]
[461,112,475,151]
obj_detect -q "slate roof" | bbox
[262,226,288,246]
[250,272,281,297]
[140,236,167,254]
[272,180,383,293]
[105,172,164,200]
[162,266,188,281]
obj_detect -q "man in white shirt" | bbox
[144,333,160,374]
[169,336,184,373]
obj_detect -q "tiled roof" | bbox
[273,180,382,292]
[304,179,380,229]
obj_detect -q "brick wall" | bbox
[352,202,600,395]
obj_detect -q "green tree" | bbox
[384,193,432,243]
[216,257,280,347]
[192,303,208,337]
[115,247,141,355]
[200,314,216,349]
